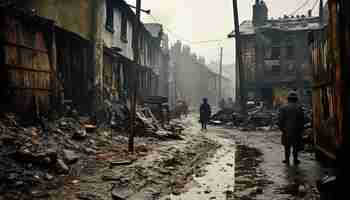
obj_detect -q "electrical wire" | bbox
[290,0,312,15]
[310,0,319,12]
[148,13,228,45]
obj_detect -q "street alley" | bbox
[162,116,323,200]
[1,1,348,199]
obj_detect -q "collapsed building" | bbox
[0,0,170,119]
[229,0,323,108]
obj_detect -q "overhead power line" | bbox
[290,0,312,15]
[148,13,228,45]
[311,0,319,12]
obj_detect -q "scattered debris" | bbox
[210,105,312,133]
[0,110,188,199]
[109,160,133,167]
[62,149,80,164]
[56,159,69,174]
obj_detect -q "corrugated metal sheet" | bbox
[1,13,53,115]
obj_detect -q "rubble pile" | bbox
[0,109,186,198]
[0,113,95,197]
[210,105,312,132]
[209,108,276,129]
[136,108,185,140]
[110,103,185,140]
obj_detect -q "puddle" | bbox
[163,144,235,200]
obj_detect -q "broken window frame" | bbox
[105,0,115,33]
[271,46,281,60]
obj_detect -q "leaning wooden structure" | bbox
[309,0,349,160]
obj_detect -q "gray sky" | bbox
[126,0,320,66]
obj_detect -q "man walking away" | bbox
[200,98,211,131]
[278,91,305,165]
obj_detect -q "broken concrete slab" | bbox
[63,149,80,164]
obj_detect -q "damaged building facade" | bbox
[169,41,233,109]
[0,0,170,118]
[229,0,322,107]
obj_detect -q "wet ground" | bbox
[162,116,323,200]
[233,130,322,200]
[1,115,325,199]
[162,128,235,200]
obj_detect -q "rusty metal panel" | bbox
[310,29,339,158]
[1,14,51,115]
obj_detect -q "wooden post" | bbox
[129,0,141,153]
[219,47,223,103]
[232,0,246,115]
[91,0,104,118]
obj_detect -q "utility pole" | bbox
[129,0,141,153]
[232,0,246,115]
[218,47,223,103]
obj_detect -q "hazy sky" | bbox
[125,0,320,66]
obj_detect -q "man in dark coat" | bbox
[278,91,305,165]
[200,98,211,130]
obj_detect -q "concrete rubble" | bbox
[0,105,188,199]
[210,104,312,136]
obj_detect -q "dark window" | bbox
[287,45,294,59]
[105,0,114,33]
[271,47,280,59]
[271,65,281,73]
[121,12,128,43]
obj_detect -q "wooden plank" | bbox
[5,64,51,73]
[3,41,48,53]
[315,145,336,160]
[312,81,335,89]
[8,87,51,91]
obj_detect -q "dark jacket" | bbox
[200,103,211,123]
[278,102,305,146]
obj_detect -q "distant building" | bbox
[169,41,233,109]
[229,0,322,107]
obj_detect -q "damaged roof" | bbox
[260,16,323,32]
[228,20,255,37]
[228,16,324,38]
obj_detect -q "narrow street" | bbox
[50,115,323,200]
[1,1,348,199]
[161,116,323,200]
[0,114,322,200]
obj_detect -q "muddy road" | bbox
[161,118,323,200]
[1,116,324,200]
